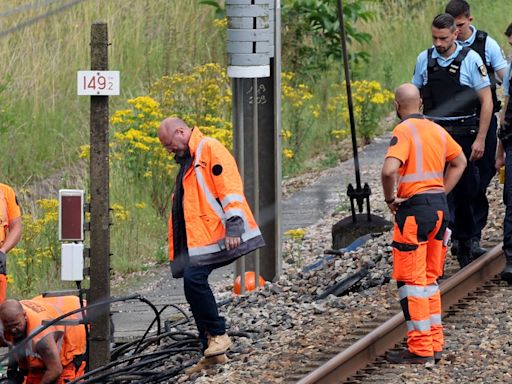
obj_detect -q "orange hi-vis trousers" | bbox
[391,193,449,357]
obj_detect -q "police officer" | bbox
[412,13,493,268]
[0,183,22,303]
[505,23,512,63]
[497,58,512,282]
[445,0,508,258]
[383,83,466,364]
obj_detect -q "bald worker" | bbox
[382,84,466,364]
[158,118,265,373]
[0,296,86,384]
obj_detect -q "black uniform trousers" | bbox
[447,133,480,241]
[473,115,498,239]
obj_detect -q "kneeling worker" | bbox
[382,84,466,363]
[0,295,87,383]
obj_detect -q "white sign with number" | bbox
[77,71,120,96]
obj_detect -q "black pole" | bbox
[337,0,361,191]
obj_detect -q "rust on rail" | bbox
[297,243,505,384]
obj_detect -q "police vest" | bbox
[470,30,500,113]
[422,47,480,119]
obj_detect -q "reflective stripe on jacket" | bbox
[0,189,8,244]
[0,183,21,245]
[397,120,446,191]
[386,117,462,198]
[167,128,262,261]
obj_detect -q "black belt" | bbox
[400,192,447,207]
[432,117,479,136]
[444,126,478,136]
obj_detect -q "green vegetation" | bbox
[0,0,225,185]
[1,0,511,297]
[355,0,512,86]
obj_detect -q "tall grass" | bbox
[0,0,226,297]
[2,0,512,296]
[354,0,512,86]
[0,0,225,186]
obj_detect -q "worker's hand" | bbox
[495,154,505,170]
[225,236,241,250]
[470,136,485,161]
[0,251,6,275]
[386,197,408,215]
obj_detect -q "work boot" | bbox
[434,351,442,364]
[501,250,512,283]
[204,333,232,357]
[456,240,471,268]
[471,238,487,259]
[451,239,459,256]
[387,349,434,364]
[184,354,228,375]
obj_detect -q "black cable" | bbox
[163,317,189,334]
[0,0,89,39]
[0,0,62,18]
[76,281,90,372]
[1,294,198,383]
[68,347,197,384]
[129,302,191,356]
[0,294,141,365]
[111,330,196,361]
[131,304,170,356]
[159,303,190,323]
[137,296,162,337]
[71,326,257,383]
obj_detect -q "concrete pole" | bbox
[88,21,111,369]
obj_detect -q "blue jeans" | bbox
[503,142,512,254]
[183,263,227,351]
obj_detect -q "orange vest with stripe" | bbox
[0,190,7,245]
[386,117,462,198]
[0,183,21,245]
[7,296,86,371]
[167,128,261,260]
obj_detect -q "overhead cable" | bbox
[0,0,88,39]
[0,0,62,18]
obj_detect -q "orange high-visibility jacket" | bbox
[0,183,21,245]
[167,128,262,262]
[386,117,462,198]
[7,296,86,372]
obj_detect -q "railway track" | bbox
[294,243,507,384]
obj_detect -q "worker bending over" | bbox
[0,295,86,384]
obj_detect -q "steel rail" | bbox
[297,243,505,384]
